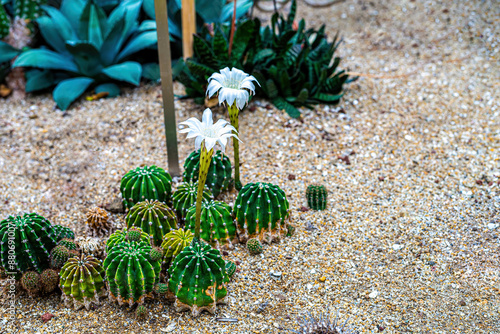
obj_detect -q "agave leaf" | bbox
[117,30,157,61]
[102,61,141,85]
[13,49,79,72]
[141,62,160,81]
[0,41,20,63]
[65,41,103,77]
[272,97,300,118]
[138,20,156,32]
[53,77,94,110]
[196,0,224,23]
[60,0,86,32]
[79,1,106,49]
[36,16,70,55]
[25,69,55,93]
[106,0,142,45]
[143,0,155,19]
[95,82,120,97]
[100,16,125,66]
[41,5,76,41]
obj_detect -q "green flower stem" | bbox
[194,142,214,239]
[228,103,241,190]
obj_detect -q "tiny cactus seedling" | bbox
[150,246,164,262]
[0,213,56,274]
[125,200,177,246]
[161,228,194,262]
[60,254,106,310]
[52,225,75,241]
[21,271,41,296]
[40,269,59,294]
[86,207,112,237]
[120,165,173,211]
[306,185,328,210]
[103,241,161,306]
[234,182,291,244]
[225,260,237,279]
[246,238,263,255]
[50,245,71,269]
[185,200,237,250]
[286,224,296,237]
[136,305,148,319]
[172,181,213,224]
[75,237,105,259]
[168,238,229,316]
[105,227,150,253]
[154,283,169,295]
[183,150,233,198]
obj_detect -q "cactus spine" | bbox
[172,181,213,224]
[233,183,291,244]
[86,207,112,237]
[120,165,173,211]
[52,225,75,241]
[185,200,237,250]
[50,245,70,269]
[161,228,194,262]
[125,200,177,246]
[306,185,328,210]
[246,238,263,255]
[106,227,150,253]
[59,254,106,310]
[21,270,40,296]
[0,213,56,274]
[40,268,59,294]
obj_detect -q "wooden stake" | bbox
[182,0,196,59]
[155,0,180,177]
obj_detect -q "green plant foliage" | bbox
[105,226,150,253]
[49,244,70,269]
[52,224,75,241]
[160,228,194,262]
[306,184,327,210]
[172,181,213,224]
[0,4,9,39]
[225,260,236,279]
[11,0,158,109]
[58,238,77,251]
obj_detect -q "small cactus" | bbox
[160,228,194,262]
[225,260,237,279]
[136,305,148,319]
[86,207,112,237]
[185,200,237,250]
[52,225,75,241]
[150,246,164,262]
[183,150,233,198]
[125,200,177,246]
[172,181,213,224]
[105,227,150,253]
[40,269,59,294]
[306,185,328,210]
[21,271,40,296]
[120,165,173,211]
[154,283,169,294]
[50,245,71,269]
[58,238,77,251]
[286,224,295,237]
[59,254,106,310]
[246,238,263,255]
[75,237,105,259]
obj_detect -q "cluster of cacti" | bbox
[17,268,59,296]
[306,185,328,210]
[59,254,106,310]
[233,182,291,243]
[161,228,194,262]
[172,181,213,223]
[168,239,229,316]
[20,271,40,296]
[40,268,59,294]
[185,200,237,250]
[225,260,237,279]
[120,165,173,211]
[50,245,70,269]
[75,237,105,259]
[246,238,263,255]
[86,207,112,237]
[103,240,161,306]
[52,225,75,241]
[105,227,149,253]
[0,213,56,274]
[125,200,177,246]
[183,150,233,198]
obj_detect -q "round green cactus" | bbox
[150,246,164,262]
[168,238,229,316]
[306,185,328,210]
[246,238,263,255]
[183,150,233,198]
[172,181,213,224]
[136,305,148,319]
[234,182,290,244]
[21,271,41,296]
[60,254,106,310]
[50,245,71,269]
[185,200,237,250]
[161,228,194,262]
[125,200,177,246]
[225,260,237,279]
[52,225,75,241]
[120,165,173,211]
[58,238,77,251]
[40,268,59,294]
[154,282,169,294]
[103,240,161,306]
[105,227,150,253]
[0,213,57,274]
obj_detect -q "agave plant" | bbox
[10,0,158,109]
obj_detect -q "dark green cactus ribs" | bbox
[225,260,237,279]
[120,165,173,211]
[246,238,263,255]
[105,227,150,253]
[50,245,70,269]
[103,240,161,306]
[0,213,56,274]
[52,225,75,241]
[167,238,229,316]
[233,182,291,244]
[161,228,194,262]
[172,181,213,224]
[306,185,328,210]
[136,305,148,319]
[185,200,237,250]
[183,150,233,198]
[125,200,178,246]
[60,254,106,310]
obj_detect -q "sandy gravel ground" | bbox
[0,0,499,333]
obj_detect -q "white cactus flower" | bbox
[206,67,260,110]
[179,108,239,153]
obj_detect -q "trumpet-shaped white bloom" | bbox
[207,67,259,110]
[179,108,239,153]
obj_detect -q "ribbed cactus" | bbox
[21,270,40,296]
[246,238,263,255]
[0,213,56,274]
[225,260,236,279]
[52,224,75,241]
[125,200,177,246]
[172,181,213,224]
[233,182,291,244]
[75,237,105,259]
[86,207,112,237]
[306,185,328,210]
[58,238,77,251]
[167,238,229,316]
[0,5,9,40]
[106,227,150,253]
[161,228,194,262]
[120,165,173,211]
[103,240,161,306]
[59,254,106,310]
[14,0,45,20]
[183,150,233,198]
[150,246,164,262]
[50,245,70,269]
[40,268,59,294]
[185,200,237,250]
[136,305,148,319]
